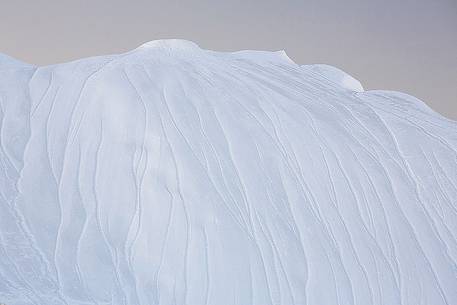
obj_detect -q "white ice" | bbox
[0,39,456,305]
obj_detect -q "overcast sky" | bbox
[1,0,456,119]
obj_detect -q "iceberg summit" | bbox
[0,40,456,305]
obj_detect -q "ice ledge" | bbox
[228,49,295,65]
[0,53,34,69]
[301,64,364,92]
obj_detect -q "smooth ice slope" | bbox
[0,39,456,305]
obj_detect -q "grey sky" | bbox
[1,0,456,119]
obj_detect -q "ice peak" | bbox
[135,40,295,65]
[137,39,201,52]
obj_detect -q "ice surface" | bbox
[0,40,456,305]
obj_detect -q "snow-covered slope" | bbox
[1,39,456,305]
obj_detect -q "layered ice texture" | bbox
[1,40,456,305]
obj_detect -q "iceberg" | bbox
[0,39,456,305]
